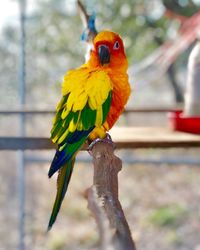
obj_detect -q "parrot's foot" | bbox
[87,133,114,153]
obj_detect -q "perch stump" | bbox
[86,139,136,250]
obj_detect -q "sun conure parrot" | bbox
[48,30,131,230]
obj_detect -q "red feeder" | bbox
[168,110,200,134]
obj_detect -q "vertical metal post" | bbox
[18,0,26,250]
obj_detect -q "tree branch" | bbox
[76,0,89,28]
[76,0,97,43]
[86,140,136,250]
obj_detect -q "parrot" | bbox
[48,30,131,230]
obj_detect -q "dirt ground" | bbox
[0,148,200,250]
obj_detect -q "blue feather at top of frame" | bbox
[81,13,98,41]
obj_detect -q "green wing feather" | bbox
[48,69,113,229]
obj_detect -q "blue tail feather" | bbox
[49,127,94,178]
[48,149,72,178]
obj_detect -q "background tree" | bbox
[1,0,200,107]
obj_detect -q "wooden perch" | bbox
[86,139,136,250]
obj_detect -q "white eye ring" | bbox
[113,41,120,50]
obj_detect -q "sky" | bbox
[0,1,19,30]
[0,0,77,32]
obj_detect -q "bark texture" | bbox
[86,141,136,250]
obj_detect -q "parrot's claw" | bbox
[87,133,114,153]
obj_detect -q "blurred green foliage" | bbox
[165,230,182,246]
[48,233,66,250]
[163,0,200,16]
[147,204,188,227]
[25,0,200,63]
[1,0,199,106]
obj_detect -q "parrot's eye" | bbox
[113,41,120,50]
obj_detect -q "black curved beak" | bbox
[98,45,110,65]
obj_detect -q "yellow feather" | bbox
[56,100,63,111]
[103,121,109,130]
[89,127,106,140]
[88,71,112,107]
[66,92,75,110]
[61,108,70,120]
[77,121,83,131]
[68,119,76,133]
[62,79,70,96]
[57,129,69,144]
[88,96,97,110]
[59,142,67,152]
[95,91,103,106]
[60,68,112,114]
[95,106,103,127]
[52,134,59,143]
[72,92,87,112]
[52,116,57,125]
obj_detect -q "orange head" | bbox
[88,30,128,71]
